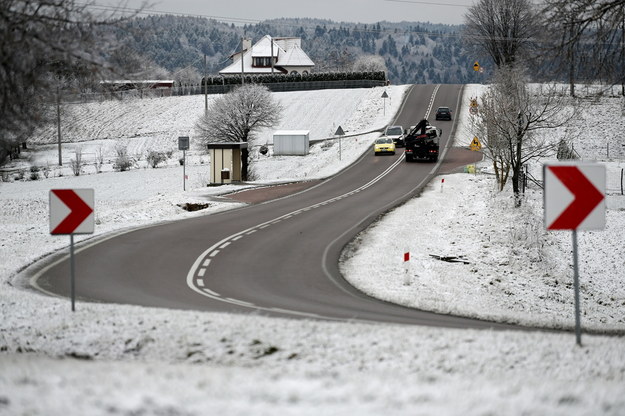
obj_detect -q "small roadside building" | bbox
[273,130,310,156]
[219,35,315,76]
[206,142,248,184]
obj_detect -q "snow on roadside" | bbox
[341,172,625,330]
[1,306,624,415]
[1,86,408,281]
[342,84,625,331]
[0,84,624,415]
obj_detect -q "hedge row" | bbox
[201,71,387,86]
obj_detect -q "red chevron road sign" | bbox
[544,164,605,230]
[49,189,94,235]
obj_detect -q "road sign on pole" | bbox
[50,189,94,234]
[543,163,605,346]
[544,164,605,230]
[381,90,389,115]
[179,137,189,191]
[49,189,94,312]
[178,136,189,151]
[335,126,345,161]
[470,136,482,151]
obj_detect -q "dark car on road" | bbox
[435,107,452,120]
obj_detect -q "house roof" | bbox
[276,44,315,67]
[251,35,282,58]
[219,35,314,75]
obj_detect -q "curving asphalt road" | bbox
[32,84,518,329]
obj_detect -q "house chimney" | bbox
[242,38,252,52]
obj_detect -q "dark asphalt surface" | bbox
[32,84,521,329]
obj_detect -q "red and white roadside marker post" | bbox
[50,189,95,311]
[403,250,411,285]
[544,163,605,346]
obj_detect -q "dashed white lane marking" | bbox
[186,84,447,318]
[424,84,441,119]
[187,154,405,312]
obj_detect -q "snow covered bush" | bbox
[29,166,40,180]
[147,150,167,168]
[70,147,83,176]
[114,145,133,172]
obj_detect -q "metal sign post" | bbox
[572,230,582,345]
[50,189,95,311]
[70,234,76,311]
[178,136,190,191]
[544,163,605,346]
[381,91,389,116]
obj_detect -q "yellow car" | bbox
[374,137,396,155]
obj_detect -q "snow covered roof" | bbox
[220,35,314,75]
[276,44,315,68]
[251,35,282,58]
[219,56,276,75]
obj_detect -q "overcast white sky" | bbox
[104,0,474,25]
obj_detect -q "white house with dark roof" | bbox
[219,35,315,76]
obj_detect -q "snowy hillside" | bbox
[1,85,624,415]
[25,87,396,178]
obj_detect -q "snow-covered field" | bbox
[1,85,624,415]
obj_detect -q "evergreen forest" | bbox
[113,15,489,85]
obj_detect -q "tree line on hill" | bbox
[112,15,484,86]
[2,0,625,165]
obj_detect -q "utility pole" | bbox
[241,37,245,85]
[56,85,62,166]
[622,5,624,96]
[271,35,274,74]
[204,54,208,115]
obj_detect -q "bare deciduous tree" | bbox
[173,66,201,95]
[475,65,578,205]
[540,0,625,96]
[70,146,83,176]
[468,111,511,192]
[94,145,105,173]
[352,55,387,74]
[195,84,282,180]
[107,45,171,83]
[463,0,539,68]
[0,0,133,162]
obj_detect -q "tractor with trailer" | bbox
[403,119,441,162]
